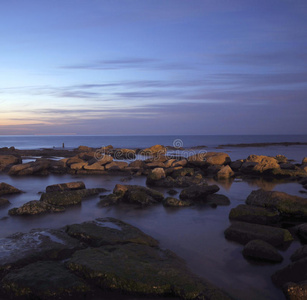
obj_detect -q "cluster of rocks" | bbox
[225,188,307,299]
[8,181,107,216]
[99,182,230,208]
[0,183,22,207]
[0,218,232,300]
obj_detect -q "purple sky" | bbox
[1,0,307,135]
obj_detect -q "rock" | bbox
[280,163,296,170]
[171,167,194,179]
[303,157,307,164]
[70,162,88,170]
[78,151,97,161]
[240,161,258,173]
[270,168,307,179]
[40,188,107,206]
[229,204,280,225]
[67,243,232,300]
[180,183,220,201]
[129,160,145,170]
[167,189,178,196]
[91,154,113,165]
[296,223,307,243]
[46,181,86,193]
[172,159,188,168]
[163,197,192,207]
[77,145,92,152]
[0,228,83,275]
[66,218,158,247]
[0,155,21,171]
[112,148,136,160]
[275,155,288,164]
[0,182,21,197]
[140,144,167,156]
[301,164,307,173]
[206,194,231,206]
[145,161,166,168]
[245,154,280,173]
[82,161,105,171]
[1,261,90,299]
[8,160,50,176]
[104,161,128,170]
[146,167,166,183]
[188,152,231,167]
[0,198,10,206]
[224,221,293,247]
[242,239,283,262]
[66,156,85,167]
[272,257,307,288]
[230,160,243,170]
[283,281,307,300]
[9,200,65,216]
[98,193,122,207]
[113,184,129,196]
[291,245,307,261]
[216,165,235,179]
[246,189,307,219]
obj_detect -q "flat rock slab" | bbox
[46,181,86,193]
[242,239,283,262]
[65,217,158,247]
[272,257,307,288]
[1,261,90,299]
[229,204,280,225]
[0,229,83,276]
[67,243,232,300]
[224,221,293,247]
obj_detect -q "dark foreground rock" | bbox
[242,240,283,262]
[67,243,232,300]
[224,221,293,247]
[283,281,307,300]
[246,189,307,220]
[65,218,158,247]
[291,245,307,262]
[180,184,220,201]
[0,183,22,197]
[1,261,90,299]
[0,198,10,206]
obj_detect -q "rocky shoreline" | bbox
[0,144,307,300]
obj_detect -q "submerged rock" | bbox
[206,194,231,206]
[242,239,283,262]
[224,221,293,247]
[1,261,90,299]
[0,183,21,197]
[67,243,232,300]
[65,218,158,247]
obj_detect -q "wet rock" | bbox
[128,160,145,170]
[40,188,107,206]
[206,194,230,206]
[245,155,280,173]
[1,261,90,299]
[296,223,307,243]
[171,167,194,179]
[0,228,83,276]
[9,200,65,216]
[180,183,220,201]
[67,243,232,300]
[242,239,283,262]
[230,160,243,171]
[246,189,307,219]
[78,151,97,161]
[163,197,192,207]
[216,165,235,179]
[283,281,307,300]
[124,189,161,206]
[46,181,86,193]
[270,168,307,179]
[98,193,121,207]
[66,217,158,247]
[224,221,293,247]
[146,167,166,184]
[0,155,21,171]
[291,245,307,261]
[0,198,10,206]
[112,148,136,160]
[104,161,128,170]
[280,163,296,170]
[0,183,21,197]
[272,257,307,288]
[229,204,280,225]
[8,160,50,176]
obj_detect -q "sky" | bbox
[0,0,307,135]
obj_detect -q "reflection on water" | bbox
[0,173,305,300]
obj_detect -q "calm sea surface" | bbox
[0,135,307,300]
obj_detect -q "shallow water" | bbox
[0,172,306,300]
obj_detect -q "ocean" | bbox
[1,134,307,162]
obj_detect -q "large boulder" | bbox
[65,218,158,247]
[0,182,21,197]
[180,183,220,201]
[229,204,280,225]
[8,160,50,176]
[246,189,307,219]
[0,155,21,171]
[1,261,90,299]
[146,167,166,184]
[67,243,232,300]
[243,155,280,173]
[242,239,283,262]
[46,181,86,193]
[224,221,293,247]
[188,152,231,167]
[216,165,235,180]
